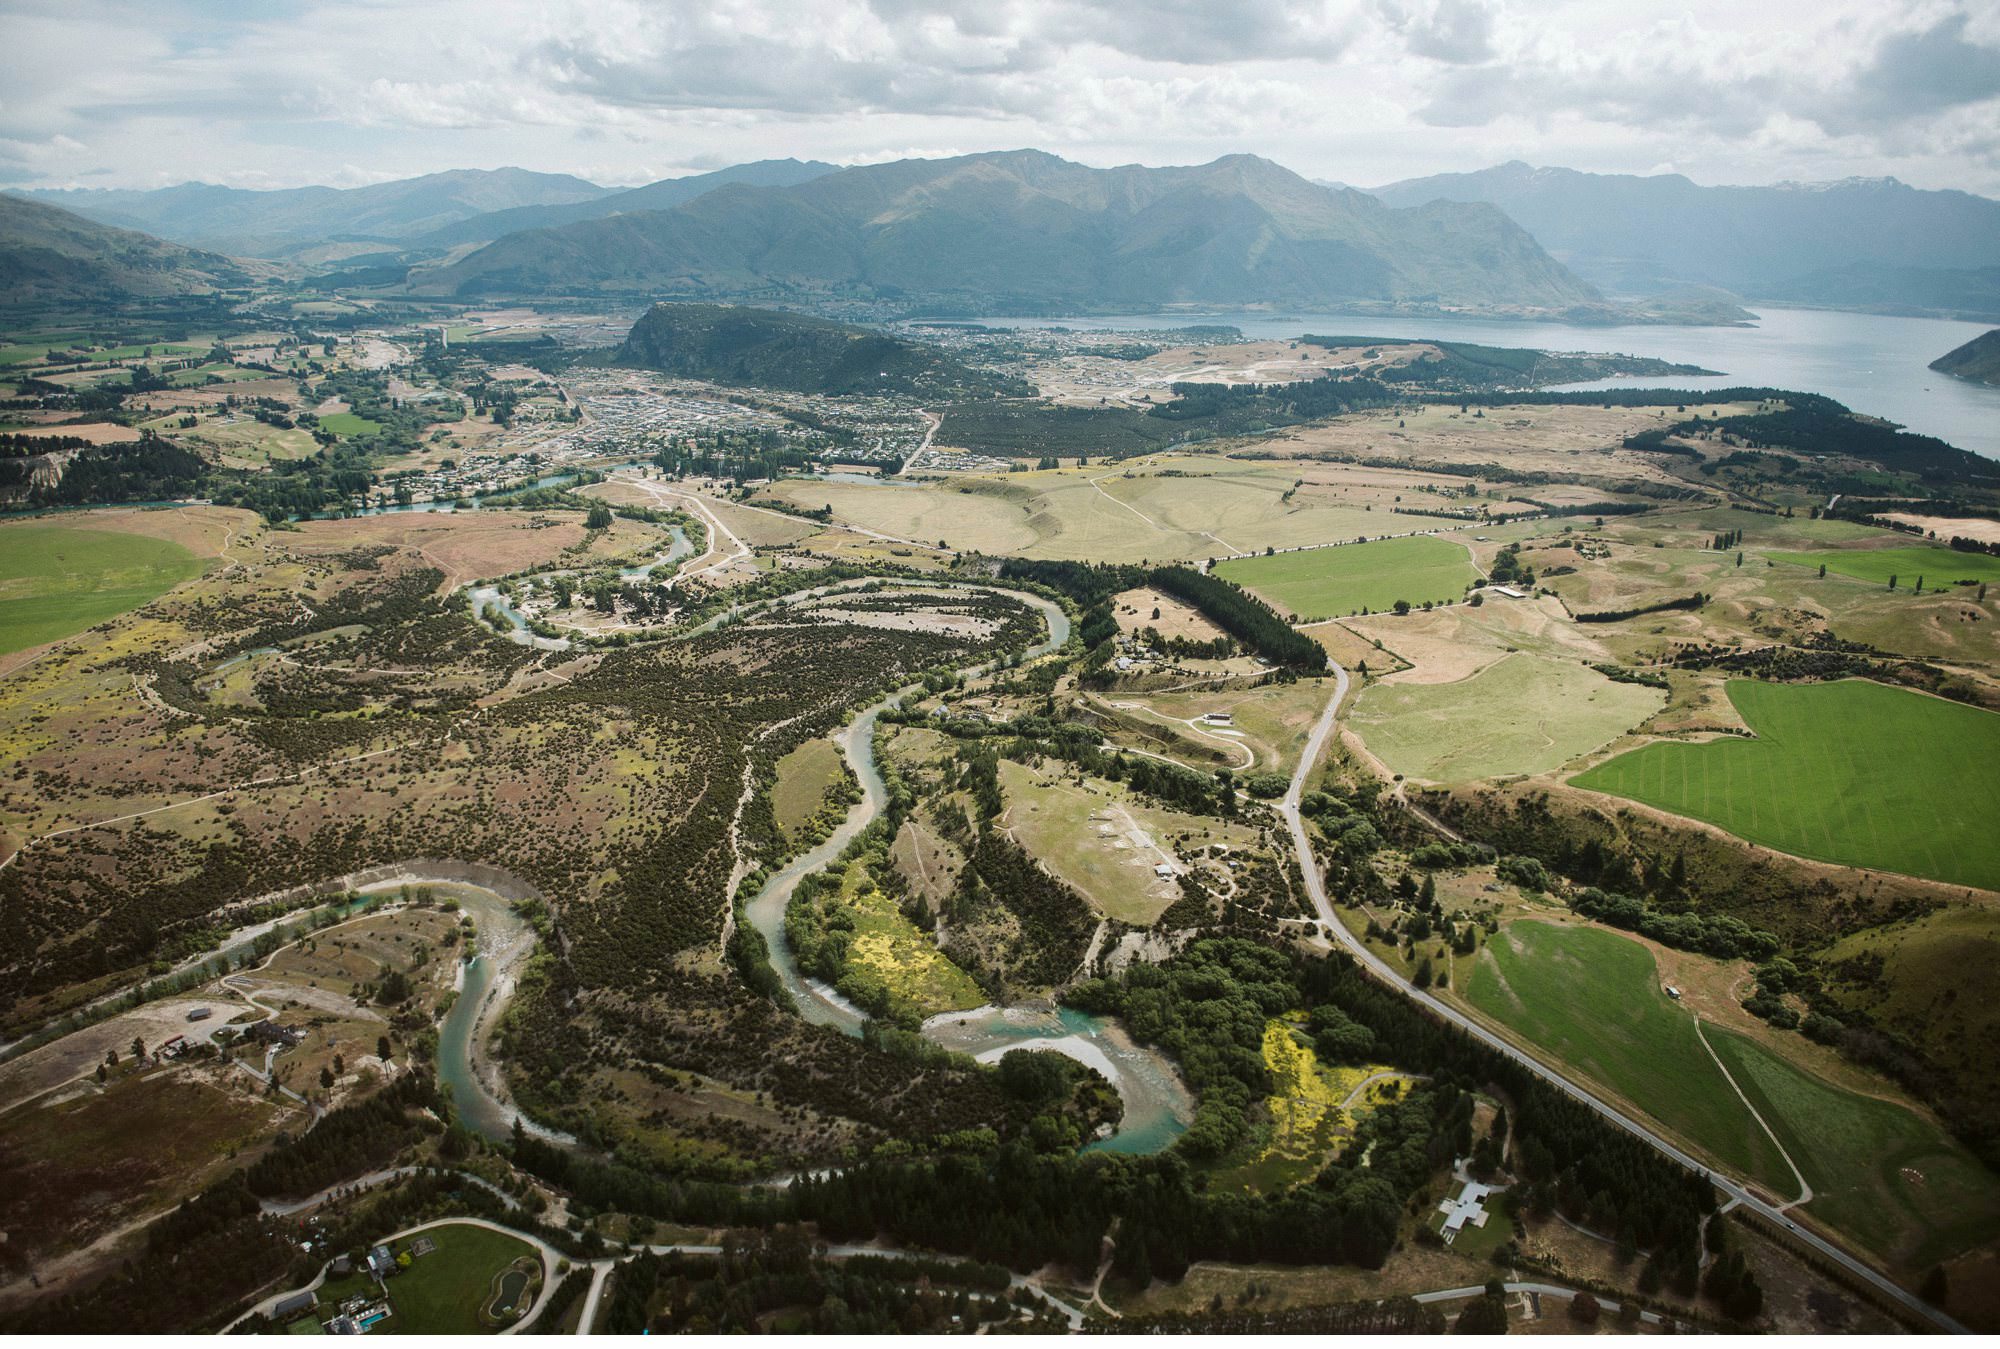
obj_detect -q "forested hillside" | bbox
[618,304,1028,399]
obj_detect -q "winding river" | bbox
[738,588,1195,1154]
[334,869,575,1147]
[431,883,549,1144]
[425,582,1191,1155]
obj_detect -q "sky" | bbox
[2,0,1997,196]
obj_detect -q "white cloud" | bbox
[1375,0,1497,64]
[0,0,1994,194]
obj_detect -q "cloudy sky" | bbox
[3,0,1998,195]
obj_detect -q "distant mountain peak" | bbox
[15,167,612,258]
[1772,175,1907,193]
[422,148,1604,316]
[1369,162,2000,316]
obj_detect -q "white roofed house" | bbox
[1437,1174,1499,1243]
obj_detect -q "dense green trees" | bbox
[605,1231,1036,1334]
[0,1172,288,1334]
[950,831,1097,988]
[1568,887,1781,961]
[1573,593,1706,623]
[1688,405,1990,486]
[245,1071,443,1199]
[1068,940,1292,1161]
[994,558,1144,606]
[502,935,1711,1290]
[1147,566,1326,671]
[934,401,1181,459]
[0,433,205,507]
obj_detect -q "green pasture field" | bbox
[1214,535,1477,619]
[1463,921,1792,1189]
[104,343,203,362]
[313,1222,540,1334]
[319,412,384,437]
[1670,506,1882,549]
[1765,545,2000,588]
[1571,679,2000,890]
[1349,653,1664,783]
[0,523,205,655]
[167,363,263,388]
[1704,1026,2000,1270]
[0,343,65,367]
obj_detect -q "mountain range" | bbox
[16,167,610,260]
[407,159,836,250]
[10,152,2000,323]
[0,194,253,306]
[416,150,1608,317]
[1370,162,2000,320]
[14,162,839,264]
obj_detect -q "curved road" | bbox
[257,1166,522,1218]
[227,1215,563,1335]
[1279,660,1964,1335]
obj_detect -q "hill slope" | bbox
[1760,265,2000,323]
[424,150,1606,317]
[17,167,609,257]
[1371,162,2000,317]
[1929,329,2000,386]
[617,303,1026,398]
[0,195,251,305]
[411,159,837,248]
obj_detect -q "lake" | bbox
[968,307,2000,461]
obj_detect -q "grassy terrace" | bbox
[1571,679,2000,890]
[1464,921,1792,1188]
[1705,1026,2000,1271]
[1766,545,2000,588]
[1463,919,2000,1269]
[1349,653,1664,783]
[0,522,204,654]
[770,737,846,842]
[1215,535,1478,619]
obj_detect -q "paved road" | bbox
[1278,660,1967,1335]
[1413,1280,1666,1326]
[573,1260,613,1335]
[898,409,941,475]
[257,1166,522,1218]
[574,1239,1082,1333]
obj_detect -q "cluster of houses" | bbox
[274,1243,411,1335]
[905,446,1009,474]
[270,1289,390,1336]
